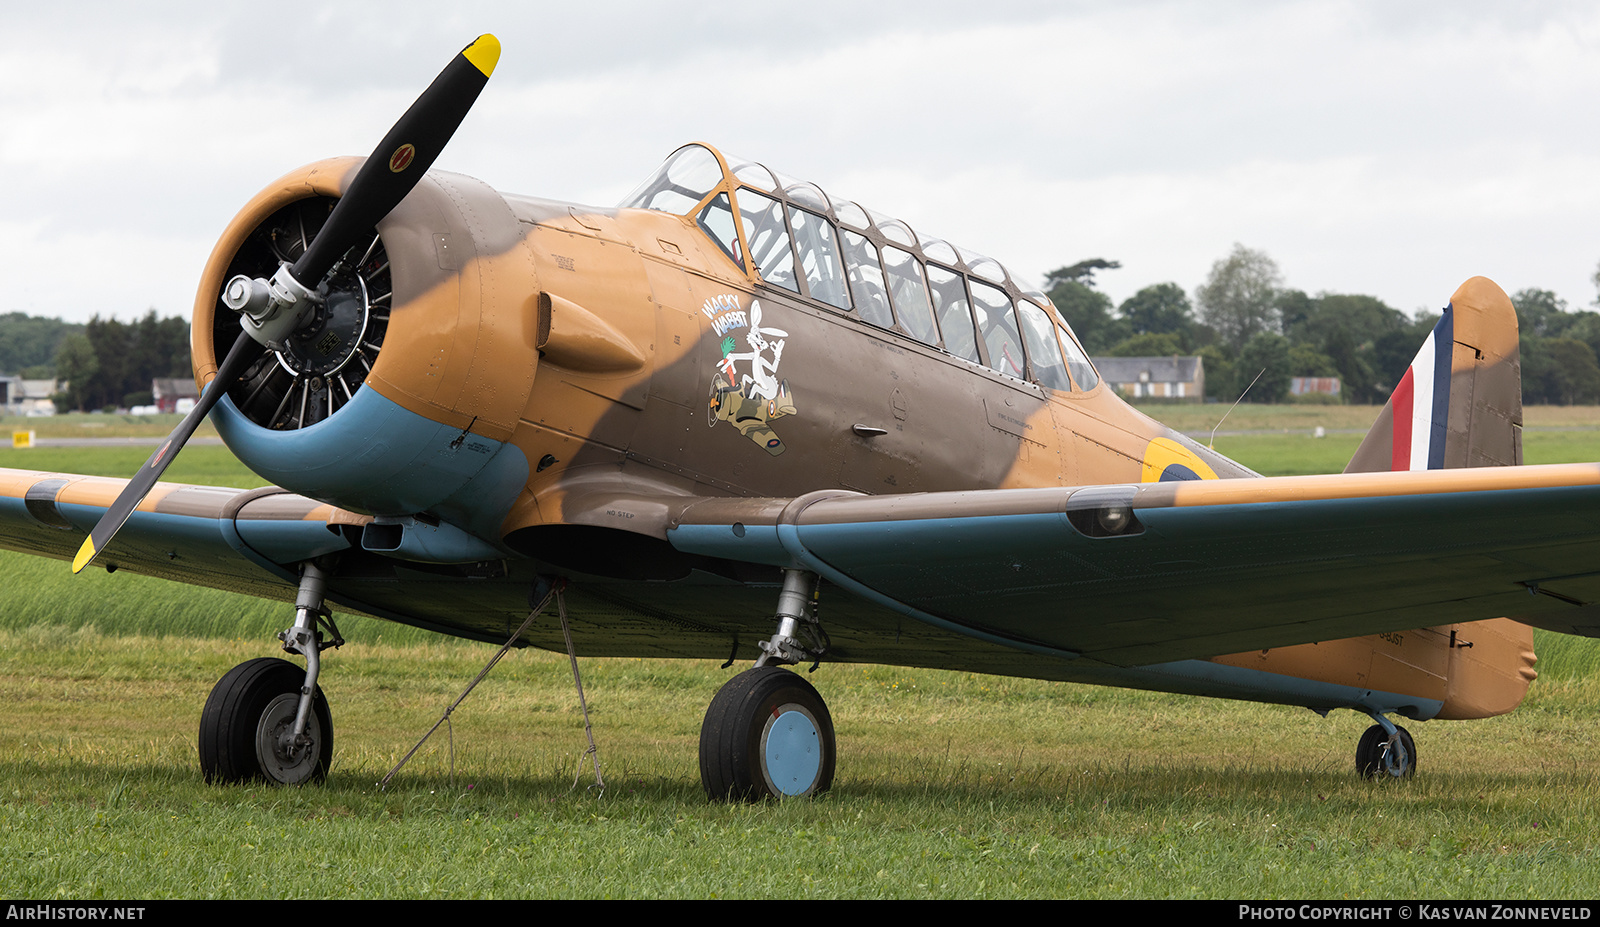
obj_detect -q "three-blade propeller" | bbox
[72,34,501,574]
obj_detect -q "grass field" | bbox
[1135,402,1600,435]
[2,412,219,440]
[4,407,1600,898]
[6,630,1600,898]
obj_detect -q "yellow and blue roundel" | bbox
[1141,437,1219,483]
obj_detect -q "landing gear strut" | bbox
[200,561,343,784]
[699,569,836,801]
[1355,713,1416,779]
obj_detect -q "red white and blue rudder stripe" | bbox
[1390,306,1454,471]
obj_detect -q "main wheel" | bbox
[1355,723,1416,779]
[700,666,835,801]
[199,657,332,785]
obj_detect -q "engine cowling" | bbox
[191,159,540,545]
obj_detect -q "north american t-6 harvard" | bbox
[5,35,1598,798]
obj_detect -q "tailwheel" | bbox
[1355,722,1416,780]
[199,658,332,785]
[700,666,835,801]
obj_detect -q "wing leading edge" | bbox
[0,468,514,641]
[666,464,1600,666]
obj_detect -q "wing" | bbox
[13,460,1600,673]
[666,463,1600,666]
[0,467,350,588]
[0,467,532,645]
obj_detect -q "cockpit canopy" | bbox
[621,143,1099,392]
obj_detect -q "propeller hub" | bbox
[226,264,320,351]
[281,272,371,378]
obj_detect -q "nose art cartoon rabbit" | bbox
[707,299,798,456]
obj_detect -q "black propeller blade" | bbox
[73,34,501,574]
[292,34,501,288]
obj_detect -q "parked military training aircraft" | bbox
[4,35,1598,799]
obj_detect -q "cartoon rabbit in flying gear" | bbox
[708,299,799,456]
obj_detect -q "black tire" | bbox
[700,666,835,801]
[1355,722,1416,779]
[199,657,332,785]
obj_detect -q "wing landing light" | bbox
[72,34,501,574]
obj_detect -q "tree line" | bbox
[0,311,191,412]
[0,312,81,379]
[1048,245,1600,405]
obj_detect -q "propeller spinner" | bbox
[72,34,501,574]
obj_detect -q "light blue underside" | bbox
[210,384,528,543]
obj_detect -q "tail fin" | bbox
[1345,276,1522,474]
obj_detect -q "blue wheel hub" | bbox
[760,705,823,796]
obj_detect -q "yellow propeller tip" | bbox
[71,537,97,574]
[464,34,500,78]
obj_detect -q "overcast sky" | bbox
[3,0,1599,328]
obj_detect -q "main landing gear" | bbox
[200,561,343,785]
[1355,712,1416,780]
[699,569,836,801]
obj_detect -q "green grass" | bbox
[1208,434,1367,476]
[0,547,439,645]
[1145,402,1392,434]
[1143,403,1600,434]
[4,630,1600,898]
[2,412,218,440]
[0,444,268,488]
[1201,410,1600,476]
[1521,431,1600,466]
[1206,429,1600,477]
[4,409,1600,897]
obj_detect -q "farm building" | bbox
[151,378,200,414]
[1091,356,1205,402]
[0,377,60,416]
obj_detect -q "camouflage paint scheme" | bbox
[0,145,1577,734]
